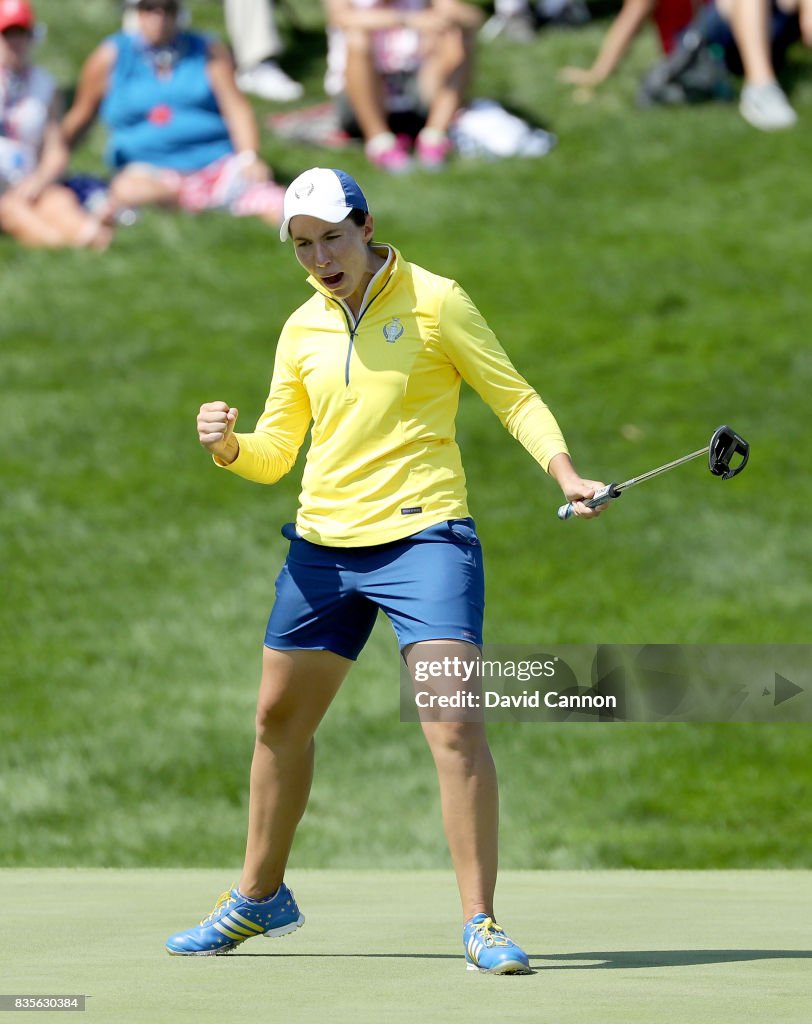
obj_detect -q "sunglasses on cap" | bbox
[136,1,180,13]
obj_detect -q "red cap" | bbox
[0,0,35,32]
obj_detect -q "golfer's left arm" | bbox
[439,283,607,519]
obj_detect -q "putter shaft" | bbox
[614,445,708,493]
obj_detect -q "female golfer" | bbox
[166,167,607,972]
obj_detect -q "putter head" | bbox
[709,425,749,479]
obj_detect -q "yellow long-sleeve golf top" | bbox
[220,245,569,546]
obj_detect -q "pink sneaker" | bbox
[415,129,452,170]
[365,133,412,174]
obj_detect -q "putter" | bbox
[557,424,750,521]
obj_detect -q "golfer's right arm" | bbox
[198,332,312,484]
[198,402,240,464]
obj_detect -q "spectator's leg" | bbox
[481,0,536,42]
[225,0,282,69]
[718,0,797,127]
[343,28,390,142]
[230,180,286,225]
[225,0,303,102]
[36,186,113,249]
[419,25,474,135]
[412,24,474,168]
[0,190,65,247]
[342,28,411,173]
[717,0,775,81]
[0,186,110,249]
[109,167,182,209]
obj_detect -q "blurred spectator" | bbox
[0,0,112,248]
[641,0,803,126]
[559,0,695,85]
[480,0,590,41]
[63,0,284,223]
[324,0,483,172]
[225,0,304,101]
[123,0,304,102]
[559,0,800,130]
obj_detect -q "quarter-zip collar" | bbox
[307,243,397,326]
[306,244,400,392]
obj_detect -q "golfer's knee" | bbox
[424,722,490,767]
[254,699,311,750]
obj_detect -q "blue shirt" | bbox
[101,31,234,172]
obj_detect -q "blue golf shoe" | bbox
[165,884,304,956]
[463,913,532,974]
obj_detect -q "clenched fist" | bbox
[197,401,239,464]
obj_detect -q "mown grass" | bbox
[4,869,812,1024]
[1,0,810,868]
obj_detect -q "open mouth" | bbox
[321,272,344,289]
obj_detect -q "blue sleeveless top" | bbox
[101,31,234,172]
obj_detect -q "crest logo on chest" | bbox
[383,318,405,343]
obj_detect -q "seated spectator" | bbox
[122,0,304,102]
[324,0,483,172]
[641,0,803,126]
[0,0,112,249]
[559,0,801,130]
[63,0,284,223]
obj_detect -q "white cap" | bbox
[280,167,369,242]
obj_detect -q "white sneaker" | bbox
[739,82,797,131]
[479,12,537,42]
[236,60,304,103]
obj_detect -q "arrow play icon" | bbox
[774,673,804,707]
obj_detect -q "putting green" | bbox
[2,870,810,1023]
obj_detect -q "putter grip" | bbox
[557,483,621,521]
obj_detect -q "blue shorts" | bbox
[264,518,485,661]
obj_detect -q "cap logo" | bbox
[383,318,404,343]
[294,183,315,199]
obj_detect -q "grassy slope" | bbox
[1,1,810,868]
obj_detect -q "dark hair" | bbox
[346,208,368,226]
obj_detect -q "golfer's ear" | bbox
[363,214,374,242]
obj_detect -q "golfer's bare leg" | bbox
[238,647,352,899]
[405,639,498,922]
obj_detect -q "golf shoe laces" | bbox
[471,917,511,947]
[201,889,236,925]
